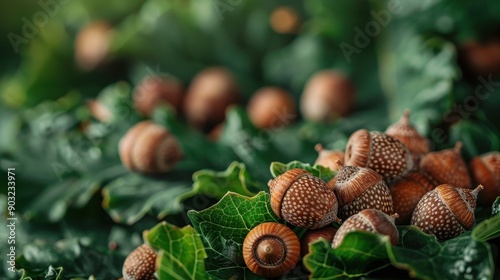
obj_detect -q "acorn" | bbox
[270,6,301,34]
[247,86,296,130]
[269,168,340,229]
[243,222,300,278]
[300,70,356,122]
[411,184,483,241]
[390,170,437,225]
[385,110,430,164]
[207,123,224,142]
[332,209,398,248]
[87,99,112,123]
[300,226,337,257]
[75,21,113,71]
[461,40,500,75]
[313,144,344,172]
[333,163,393,220]
[345,129,414,182]
[183,67,240,132]
[134,75,183,117]
[122,244,157,280]
[469,152,500,206]
[419,142,471,189]
[119,121,183,173]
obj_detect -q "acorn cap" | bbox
[269,168,310,219]
[470,152,500,206]
[122,244,157,280]
[119,121,153,171]
[385,110,430,155]
[420,142,472,189]
[436,184,483,229]
[334,165,383,207]
[344,129,371,168]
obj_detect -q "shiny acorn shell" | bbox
[269,168,340,229]
[411,184,483,241]
[243,222,300,278]
[333,165,393,220]
[332,209,398,248]
[119,121,183,173]
[385,110,430,163]
[470,152,500,206]
[419,142,471,189]
[300,226,337,257]
[314,144,344,172]
[390,170,437,225]
[345,129,414,182]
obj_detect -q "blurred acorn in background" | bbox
[184,67,240,132]
[469,151,500,206]
[134,75,184,117]
[247,86,296,130]
[301,70,356,123]
[313,144,344,172]
[270,7,301,34]
[75,21,113,71]
[460,39,500,75]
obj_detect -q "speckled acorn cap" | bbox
[386,110,430,158]
[419,142,471,189]
[345,129,414,182]
[332,209,398,248]
[314,144,344,172]
[390,171,437,225]
[411,184,483,241]
[122,244,157,280]
[268,168,340,229]
[333,164,393,220]
[470,152,500,206]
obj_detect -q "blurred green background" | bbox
[1,0,500,279]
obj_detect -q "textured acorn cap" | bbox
[470,152,500,206]
[247,86,296,130]
[243,222,300,278]
[334,165,383,207]
[420,142,471,189]
[345,130,414,181]
[134,75,183,117]
[436,184,483,229]
[314,144,344,172]
[123,244,157,280]
[332,209,398,248]
[269,168,310,219]
[386,110,430,156]
[300,226,337,257]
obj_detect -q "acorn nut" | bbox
[269,168,340,229]
[300,226,337,257]
[247,86,296,130]
[134,75,183,117]
[411,184,483,241]
[332,209,398,248]
[470,152,500,206]
[243,222,300,278]
[119,121,183,174]
[314,144,344,172]
[122,244,157,280]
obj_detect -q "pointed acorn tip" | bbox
[390,213,399,220]
[315,144,324,153]
[401,109,411,123]
[472,184,484,195]
[335,159,344,169]
[454,142,463,153]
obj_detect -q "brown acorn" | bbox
[269,169,340,229]
[411,184,483,241]
[470,152,500,206]
[390,170,437,225]
[122,244,157,280]
[87,99,112,123]
[183,67,240,132]
[419,142,471,189]
[300,70,356,122]
[247,87,296,130]
[270,6,301,34]
[243,222,300,278]
[119,121,183,173]
[332,209,398,248]
[134,75,183,117]
[313,144,344,172]
[300,226,337,257]
[345,130,414,182]
[385,110,430,164]
[461,40,500,75]
[333,163,393,220]
[75,21,113,71]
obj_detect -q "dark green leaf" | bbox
[188,192,279,279]
[19,266,64,280]
[492,197,500,217]
[145,222,208,280]
[472,215,500,242]
[270,161,336,182]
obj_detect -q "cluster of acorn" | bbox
[240,110,500,278]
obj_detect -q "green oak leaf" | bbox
[145,222,208,280]
[492,197,500,216]
[19,266,64,280]
[270,161,336,182]
[102,173,190,225]
[389,226,494,280]
[303,231,391,279]
[188,192,279,279]
[472,215,500,242]
[180,162,259,201]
